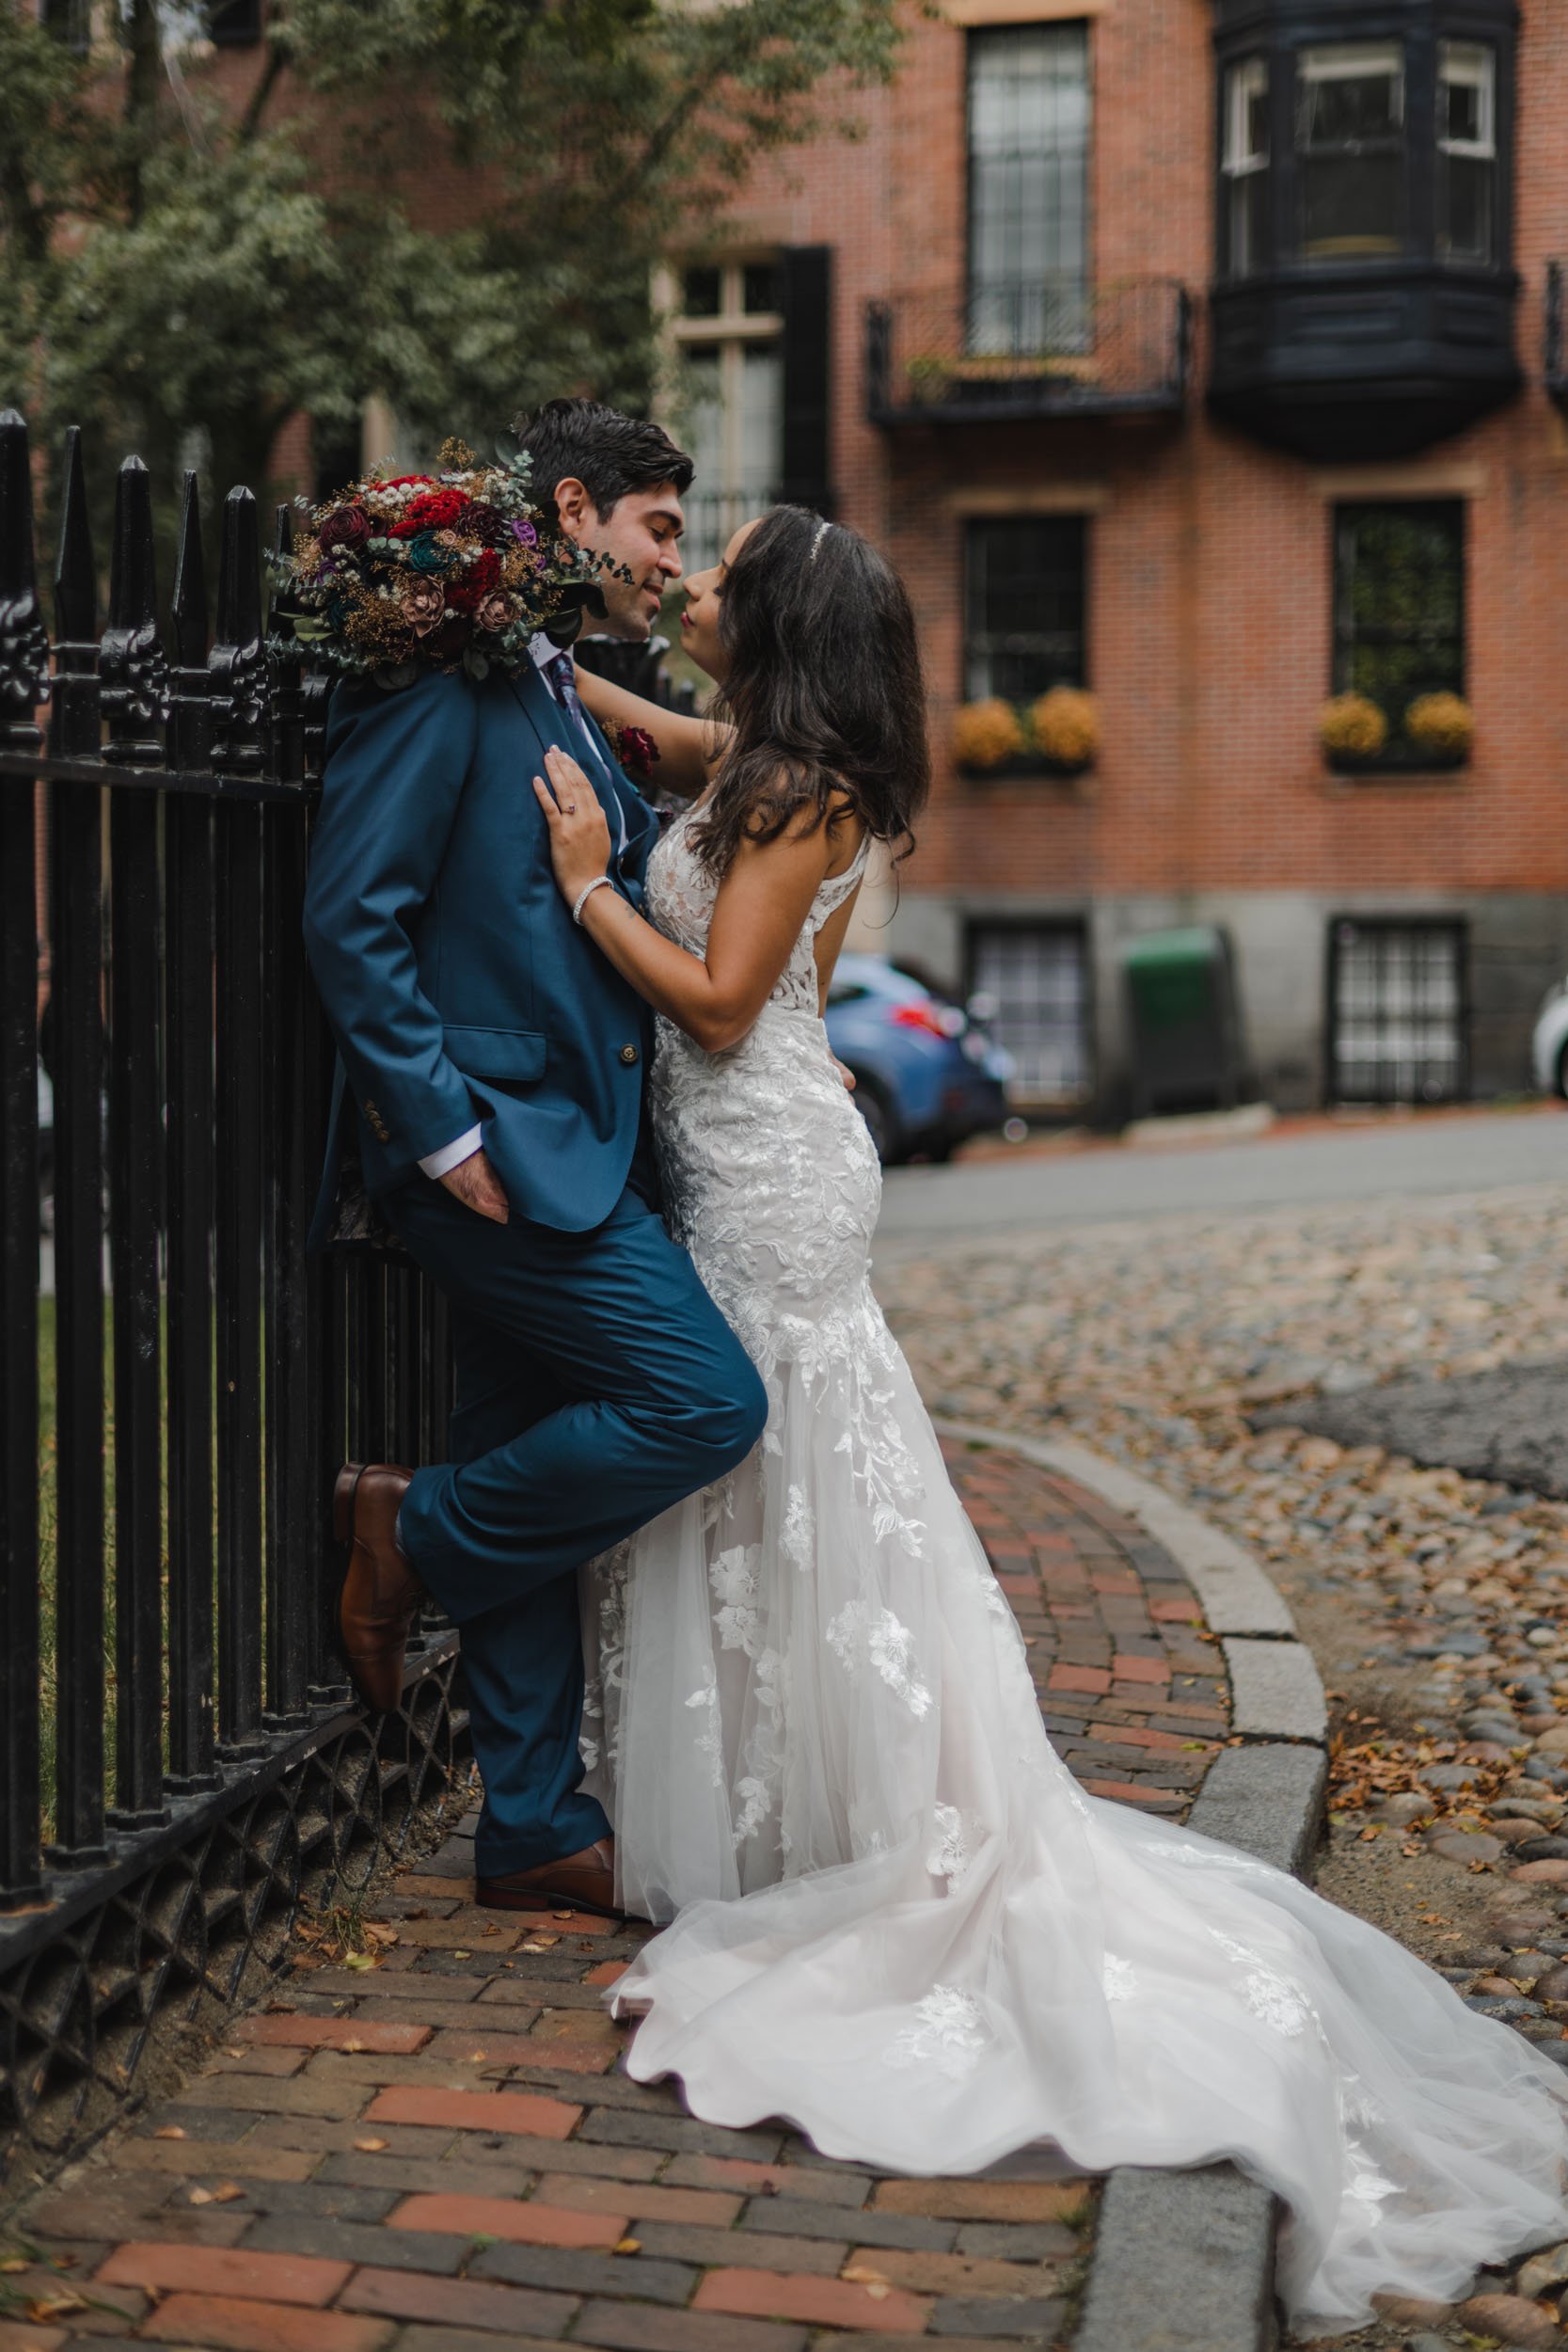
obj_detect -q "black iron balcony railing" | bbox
[866,279,1192,427]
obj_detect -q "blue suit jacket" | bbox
[302,662,658,1248]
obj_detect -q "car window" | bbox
[827,982,870,1007]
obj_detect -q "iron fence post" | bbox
[0,410,47,1904]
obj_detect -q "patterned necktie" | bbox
[542,649,592,740]
[541,649,626,857]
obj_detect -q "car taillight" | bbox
[892,1002,958,1041]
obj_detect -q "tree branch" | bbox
[237,40,290,143]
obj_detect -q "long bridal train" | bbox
[578,803,1568,2338]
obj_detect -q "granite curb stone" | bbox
[936,1420,1328,2352]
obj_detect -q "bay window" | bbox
[1298,44,1406,263]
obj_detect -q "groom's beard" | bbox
[598,569,666,641]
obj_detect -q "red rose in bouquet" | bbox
[389,485,473,538]
[447,548,502,612]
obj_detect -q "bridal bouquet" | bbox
[276,440,611,688]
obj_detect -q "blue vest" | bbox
[303,663,659,1247]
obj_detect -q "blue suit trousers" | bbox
[387,1174,767,1878]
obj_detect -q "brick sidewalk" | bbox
[1,1443,1230,2352]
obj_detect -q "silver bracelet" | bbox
[572,874,613,927]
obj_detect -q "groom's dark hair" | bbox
[512,398,693,519]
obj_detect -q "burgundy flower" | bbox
[616,724,661,780]
[318,503,372,556]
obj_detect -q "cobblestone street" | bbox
[879,1173,1568,2351]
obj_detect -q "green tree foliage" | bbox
[1,0,901,512]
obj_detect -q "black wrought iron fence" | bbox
[0,409,469,2182]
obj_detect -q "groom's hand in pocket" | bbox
[440,1146,510,1224]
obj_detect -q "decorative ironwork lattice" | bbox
[0,1645,467,2185]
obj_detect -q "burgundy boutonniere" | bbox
[614,724,661,782]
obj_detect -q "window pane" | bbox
[738,342,782,501]
[742,262,781,315]
[1223,57,1270,278]
[1334,501,1465,720]
[1303,153,1404,258]
[682,265,722,319]
[967,24,1090,355]
[680,348,725,566]
[678,340,784,573]
[1298,44,1405,262]
[965,517,1086,704]
[1441,155,1493,262]
[970,926,1091,1103]
[1301,48,1403,142]
[1438,43,1496,262]
[1331,922,1465,1104]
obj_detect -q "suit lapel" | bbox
[506,663,657,878]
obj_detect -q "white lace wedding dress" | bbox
[577,806,1568,2335]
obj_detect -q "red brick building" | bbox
[40,0,1566,1119]
[682,0,1568,1117]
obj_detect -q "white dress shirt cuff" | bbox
[419,1125,483,1182]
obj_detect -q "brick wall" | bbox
[208,4,1568,1105]
[710,0,1568,1103]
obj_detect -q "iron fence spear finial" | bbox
[0,408,51,749]
[50,429,100,763]
[212,484,267,774]
[169,469,214,774]
[100,453,168,766]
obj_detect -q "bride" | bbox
[530,503,1568,2336]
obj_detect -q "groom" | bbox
[303,399,767,1916]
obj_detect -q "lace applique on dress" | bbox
[781,1486,816,1569]
[1103,1954,1138,2002]
[826,1600,934,1719]
[580,1540,631,1773]
[885,1986,989,2080]
[1214,1930,1315,2038]
[710,1544,765,1656]
[927,1804,982,1888]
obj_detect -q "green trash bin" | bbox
[1122,925,1247,1119]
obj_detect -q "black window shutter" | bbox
[209,0,264,45]
[38,0,90,49]
[779,246,833,515]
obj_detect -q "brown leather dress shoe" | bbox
[334,1462,425,1715]
[477,1836,627,1921]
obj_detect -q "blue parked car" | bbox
[825,954,1013,1164]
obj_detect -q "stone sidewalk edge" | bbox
[935,1418,1332,2352]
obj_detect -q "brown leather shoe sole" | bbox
[334,1460,421,1714]
[477,1875,626,1921]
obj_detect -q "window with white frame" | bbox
[669,260,784,572]
[967,24,1091,357]
[1438,41,1497,262]
[969,923,1092,1105]
[1223,56,1270,278]
[1298,43,1406,263]
[1329,918,1467,1104]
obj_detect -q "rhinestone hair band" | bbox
[807,518,833,564]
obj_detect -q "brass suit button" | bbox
[619,1043,640,1066]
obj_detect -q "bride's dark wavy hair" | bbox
[692,505,930,878]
